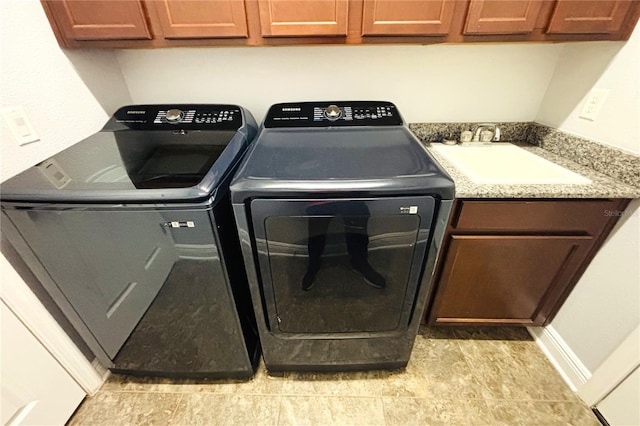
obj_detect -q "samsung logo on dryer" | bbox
[127,110,146,114]
[281,107,301,112]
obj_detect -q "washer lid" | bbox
[230,126,455,201]
[2,105,256,203]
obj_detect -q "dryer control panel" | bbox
[264,101,403,128]
[106,104,243,131]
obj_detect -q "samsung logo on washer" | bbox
[281,107,301,112]
[127,110,146,114]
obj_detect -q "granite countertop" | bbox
[408,121,640,199]
[424,142,640,199]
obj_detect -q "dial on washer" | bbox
[324,105,342,121]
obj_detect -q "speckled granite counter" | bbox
[409,122,640,199]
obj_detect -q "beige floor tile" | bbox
[278,396,385,426]
[72,326,590,425]
[458,339,577,401]
[487,400,601,426]
[169,394,281,426]
[382,337,485,399]
[281,370,392,397]
[382,397,494,426]
[68,391,182,426]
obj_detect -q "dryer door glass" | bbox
[250,196,436,334]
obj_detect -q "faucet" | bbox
[472,123,500,142]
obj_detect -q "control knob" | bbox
[165,109,184,123]
[324,105,342,121]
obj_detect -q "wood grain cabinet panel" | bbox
[464,0,544,34]
[547,0,635,34]
[427,199,630,326]
[453,199,619,233]
[148,0,248,39]
[257,0,349,36]
[40,0,640,47]
[43,0,151,41]
[361,0,455,36]
[431,235,592,325]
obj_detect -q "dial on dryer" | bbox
[165,109,184,123]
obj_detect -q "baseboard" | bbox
[528,325,591,392]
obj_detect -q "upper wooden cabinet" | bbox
[147,0,248,39]
[257,0,348,37]
[41,0,640,48]
[361,0,455,36]
[547,0,636,34]
[464,0,543,34]
[44,0,151,41]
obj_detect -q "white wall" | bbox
[537,25,640,154]
[0,0,130,181]
[538,23,640,373]
[116,43,563,124]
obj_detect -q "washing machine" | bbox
[2,104,260,379]
[230,101,455,372]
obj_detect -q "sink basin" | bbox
[430,143,591,185]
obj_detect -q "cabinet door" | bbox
[43,0,151,40]
[149,0,248,39]
[361,0,455,36]
[430,235,592,325]
[547,0,635,34]
[464,0,543,34]
[257,0,348,37]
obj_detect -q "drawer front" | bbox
[453,199,627,234]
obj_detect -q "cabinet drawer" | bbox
[453,199,626,233]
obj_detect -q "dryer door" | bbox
[250,196,436,334]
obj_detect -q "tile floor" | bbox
[68,326,600,426]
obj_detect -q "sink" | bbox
[430,143,591,185]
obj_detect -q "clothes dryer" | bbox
[230,101,454,372]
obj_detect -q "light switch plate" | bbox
[579,88,609,121]
[2,106,39,145]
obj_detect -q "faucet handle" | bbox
[493,127,501,142]
[480,130,494,142]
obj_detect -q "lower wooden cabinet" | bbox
[427,199,630,326]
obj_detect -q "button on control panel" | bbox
[265,101,402,128]
[194,109,237,124]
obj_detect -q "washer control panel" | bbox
[264,101,402,128]
[109,104,242,130]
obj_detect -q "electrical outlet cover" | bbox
[579,88,609,121]
[2,106,39,145]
